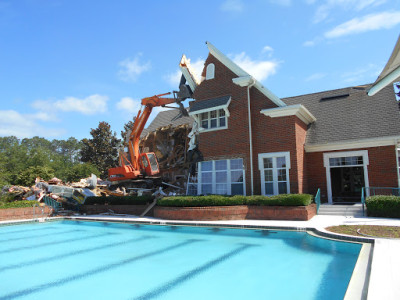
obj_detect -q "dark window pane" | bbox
[265,183,274,195]
[230,159,243,170]
[276,157,286,168]
[216,184,227,195]
[216,171,227,183]
[264,170,273,181]
[231,184,244,195]
[263,158,273,169]
[201,172,212,183]
[278,182,287,194]
[201,161,212,171]
[219,109,225,116]
[202,120,208,129]
[219,117,226,127]
[201,184,212,195]
[210,119,217,128]
[215,160,227,170]
[231,170,243,182]
[210,110,217,118]
[278,169,287,181]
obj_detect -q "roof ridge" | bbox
[283,83,372,100]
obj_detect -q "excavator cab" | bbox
[139,152,159,176]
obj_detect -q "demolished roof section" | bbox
[179,54,202,92]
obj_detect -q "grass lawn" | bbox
[326,225,400,239]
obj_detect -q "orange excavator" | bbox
[108,84,192,189]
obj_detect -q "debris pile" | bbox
[140,123,191,193]
[0,174,129,213]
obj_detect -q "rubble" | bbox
[140,123,191,194]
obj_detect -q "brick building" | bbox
[182,42,400,203]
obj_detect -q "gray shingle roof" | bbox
[283,83,400,145]
[141,109,194,137]
[189,95,231,113]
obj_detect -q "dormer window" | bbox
[200,109,226,129]
[206,63,215,80]
[189,95,231,132]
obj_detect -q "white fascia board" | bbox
[179,55,201,92]
[305,135,400,152]
[260,104,316,125]
[368,65,400,96]
[232,75,253,87]
[206,41,286,107]
[188,98,231,117]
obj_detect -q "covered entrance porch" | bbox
[323,150,369,204]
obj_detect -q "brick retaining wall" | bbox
[81,205,154,217]
[0,206,52,221]
[154,204,316,221]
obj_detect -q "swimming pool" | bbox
[0,220,362,300]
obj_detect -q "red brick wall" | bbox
[154,204,316,221]
[193,54,305,195]
[305,145,399,202]
[0,206,52,221]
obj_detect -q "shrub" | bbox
[157,195,247,207]
[0,200,36,209]
[366,195,400,218]
[84,195,154,205]
[157,194,312,207]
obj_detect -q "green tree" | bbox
[121,117,136,147]
[65,163,100,182]
[17,166,55,186]
[80,121,121,178]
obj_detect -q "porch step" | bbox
[318,204,365,217]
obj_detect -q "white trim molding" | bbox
[323,150,370,204]
[188,97,231,117]
[206,41,287,108]
[305,135,400,152]
[260,104,316,125]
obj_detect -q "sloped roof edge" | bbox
[368,35,400,96]
[206,41,286,107]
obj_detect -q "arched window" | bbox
[206,63,215,80]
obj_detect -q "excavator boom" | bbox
[108,90,191,188]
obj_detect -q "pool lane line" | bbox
[0,226,58,236]
[0,229,86,243]
[0,232,117,255]
[0,239,202,300]
[132,243,254,300]
[0,235,156,272]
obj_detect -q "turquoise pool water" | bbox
[0,220,361,300]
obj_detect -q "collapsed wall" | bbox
[140,123,191,191]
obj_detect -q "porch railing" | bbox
[315,188,321,214]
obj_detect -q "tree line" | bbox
[0,121,133,187]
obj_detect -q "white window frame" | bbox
[323,150,370,204]
[206,63,215,80]
[193,108,229,132]
[258,152,291,196]
[197,159,246,195]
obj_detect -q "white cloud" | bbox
[341,63,381,83]
[305,73,327,81]
[164,58,205,87]
[269,0,292,6]
[0,110,65,138]
[220,0,244,12]
[303,40,316,47]
[33,94,109,115]
[118,54,151,82]
[262,45,274,54]
[314,0,387,23]
[325,11,400,38]
[116,97,142,114]
[231,52,279,81]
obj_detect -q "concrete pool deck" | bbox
[1,214,399,299]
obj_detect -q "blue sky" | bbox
[1,0,399,140]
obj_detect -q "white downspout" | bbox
[247,78,256,195]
